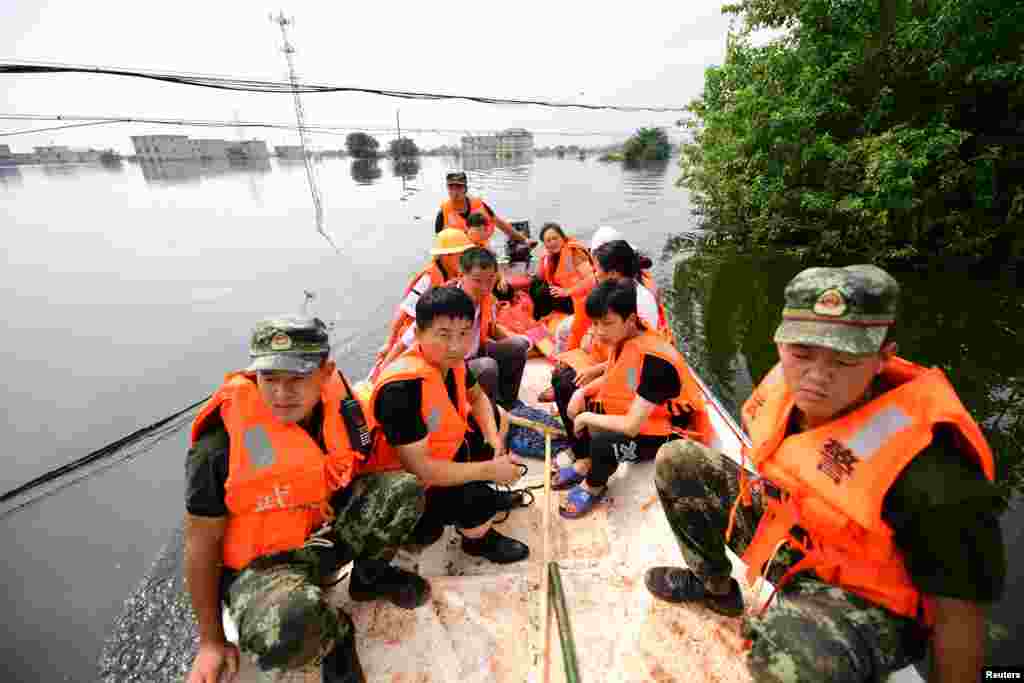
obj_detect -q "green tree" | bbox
[623,127,672,162]
[388,137,420,159]
[346,132,380,159]
[680,0,1024,265]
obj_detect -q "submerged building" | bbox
[461,128,534,158]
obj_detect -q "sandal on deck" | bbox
[550,466,584,490]
[559,484,605,519]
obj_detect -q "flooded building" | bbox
[0,144,11,165]
[461,128,534,158]
[33,146,76,163]
[131,135,194,161]
[229,140,270,160]
[274,145,306,159]
[189,139,232,160]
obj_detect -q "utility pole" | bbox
[270,11,338,251]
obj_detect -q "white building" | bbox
[229,140,270,160]
[190,139,231,160]
[33,146,76,163]
[275,145,306,160]
[461,128,534,157]
[131,135,194,161]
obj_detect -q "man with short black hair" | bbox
[386,247,531,409]
[368,286,530,564]
[184,315,428,683]
[645,265,1006,682]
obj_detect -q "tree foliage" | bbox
[388,137,420,159]
[346,132,380,159]
[680,0,1024,265]
[623,127,672,162]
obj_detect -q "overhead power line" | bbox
[0,60,688,113]
[0,113,650,139]
[0,118,130,137]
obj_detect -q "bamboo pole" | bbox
[549,562,580,683]
[541,430,553,683]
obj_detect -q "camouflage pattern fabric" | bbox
[774,264,899,355]
[227,471,424,676]
[653,440,927,682]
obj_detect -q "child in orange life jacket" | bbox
[644,265,1005,683]
[184,315,429,683]
[527,222,595,320]
[370,228,474,383]
[551,279,710,519]
[367,286,531,564]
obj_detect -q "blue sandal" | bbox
[559,484,605,519]
[550,466,584,490]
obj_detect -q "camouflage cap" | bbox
[773,264,899,355]
[246,315,330,375]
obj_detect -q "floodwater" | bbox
[0,154,1019,681]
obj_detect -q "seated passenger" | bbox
[551,279,710,519]
[371,228,473,382]
[382,247,531,410]
[366,286,530,564]
[527,222,595,320]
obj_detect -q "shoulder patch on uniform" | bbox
[243,425,276,469]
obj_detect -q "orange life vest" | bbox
[190,371,362,571]
[364,346,470,473]
[440,197,495,246]
[564,277,672,353]
[452,277,496,350]
[736,357,995,625]
[382,261,450,356]
[591,331,711,442]
[540,239,593,290]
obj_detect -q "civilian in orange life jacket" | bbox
[184,315,429,683]
[527,222,595,319]
[645,265,1005,683]
[550,279,709,519]
[368,286,530,564]
[383,247,532,410]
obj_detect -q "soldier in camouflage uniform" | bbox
[185,316,428,683]
[645,265,1005,682]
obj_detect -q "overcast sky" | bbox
[1,0,761,154]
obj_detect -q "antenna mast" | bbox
[270,11,338,251]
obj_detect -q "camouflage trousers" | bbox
[226,472,425,676]
[654,440,928,683]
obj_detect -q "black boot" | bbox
[349,559,431,609]
[461,528,530,564]
[321,633,365,683]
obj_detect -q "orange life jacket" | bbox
[441,197,495,246]
[564,277,672,353]
[540,239,593,290]
[590,331,711,442]
[364,346,470,473]
[735,357,995,625]
[382,260,450,356]
[452,277,496,350]
[190,371,363,571]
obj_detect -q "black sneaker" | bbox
[349,560,431,609]
[321,633,365,683]
[644,566,744,618]
[461,529,530,564]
